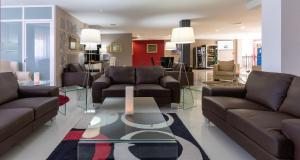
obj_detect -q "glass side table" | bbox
[59,86,87,115]
[180,85,202,109]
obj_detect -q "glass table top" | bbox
[59,86,85,93]
[77,97,176,143]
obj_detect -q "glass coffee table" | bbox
[76,97,178,159]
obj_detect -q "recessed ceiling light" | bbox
[110,24,117,26]
[233,22,243,25]
[240,26,246,30]
[98,9,104,13]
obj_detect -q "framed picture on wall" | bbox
[110,42,122,53]
[69,36,78,50]
[147,44,157,53]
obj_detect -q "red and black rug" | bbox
[47,113,209,160]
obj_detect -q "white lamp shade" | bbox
[80,29,101,45]
[171,27,195,44]
[85,43,98,50]
[165,42,177,50]
[100,46,108,53]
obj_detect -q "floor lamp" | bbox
[80,29,101,110]
[170,27,195,86]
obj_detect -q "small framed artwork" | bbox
[147,44,157,53]
[69,36,77,50]
[110,42,122,53]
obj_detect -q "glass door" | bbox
[25,22,51,81]
[0,22,23,70]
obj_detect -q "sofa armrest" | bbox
[282,119,300,160]
[92,75,111,103]
[160,75,180,103]
[202,86,246,98]
[18,86,59,98]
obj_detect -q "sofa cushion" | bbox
[0,97,58,119]
[106,66,135,84]
[202,97,270,120]
[0,108,34,142]
[215,71,235,76]
[0,72,19,105]
[102,84,135,97]
[136,84,170,97]
[218,60,234,71]
[245,71,294,111]
[136,67,164,84]
[280,77,300,117]
[227,109,294,158]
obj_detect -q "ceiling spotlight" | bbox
[98,9,104,13]
[233,22,243,25]
[240,26,246,30]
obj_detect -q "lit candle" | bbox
[34,72,40,82]
[125,86,134,115]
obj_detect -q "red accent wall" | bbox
[132,40,165,67]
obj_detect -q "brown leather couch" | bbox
[202,71,300,160]
[0,72,59,155]
[92,66,180,107]
[62,63,101,87]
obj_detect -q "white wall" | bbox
[281,0,300,76]
[261,0,282,72]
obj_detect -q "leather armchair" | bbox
[62,63,101,87]
[213,60,239,81]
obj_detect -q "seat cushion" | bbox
[215,71,235,76]
[218,60,234,71]
[136,67,164,84]
[202,97,270,120]
[0,72,18,105]
[0,108,34,142]
[136,84,170,97]
[245,71,294,111]
[102,84,135,97]
[0,97,58,119]
[280,77,300,117]
[227,109,294,158]
[106,66,135,84]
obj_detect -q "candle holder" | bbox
[125,86,134,115]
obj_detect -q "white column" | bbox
[281,0,300,76]
[261,0,282,72]
[262,0,300,76]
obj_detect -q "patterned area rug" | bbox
[47,113,209,160]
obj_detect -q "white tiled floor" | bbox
[1,71,255,160]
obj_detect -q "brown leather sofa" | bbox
[0,72,59,155]
[62,63,101,87]
[92,66,180,107]
[202,71,300,160]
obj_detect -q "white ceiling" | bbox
[1,0,261,39]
